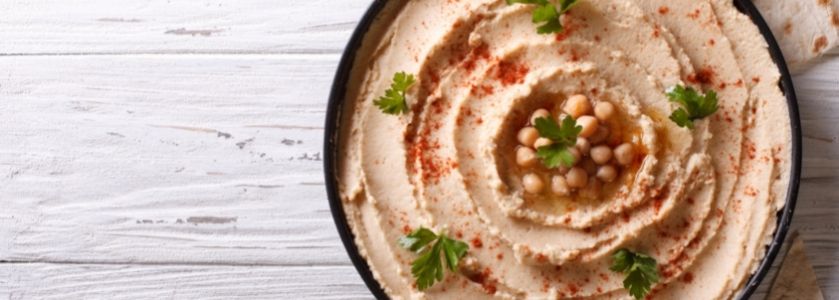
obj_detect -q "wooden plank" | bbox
[0,1,835,57]
[0,55,352,266]
[0,263,371,300]
[0,52,838,298]
[0,8,837,298]
[0,0,370,55]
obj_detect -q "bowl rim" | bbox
[323,1,802,299]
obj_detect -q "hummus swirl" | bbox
[336,0,792,299]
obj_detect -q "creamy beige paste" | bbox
[337,0,793,299]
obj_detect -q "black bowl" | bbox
[324,1,802,299]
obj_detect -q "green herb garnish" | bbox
[399,227,469,290]
[374,72,416,115]
[666,84,719,129]
[506,0,580,34]
[610,249,660,300]
[534,116,582,168]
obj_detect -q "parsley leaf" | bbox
[374,72,416,115]
[610,249,660,300]
[398,227,438,252]
[537,144,577,168]
[534,116,582,168]
[400,227,469,290]
[666,84,719,129]
[507,0,579,34]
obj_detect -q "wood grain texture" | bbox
[0,56,348,266]
[0,0,837,299]
[0,0,368,55]
[0,263,370,299]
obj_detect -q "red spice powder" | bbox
[599,273,609,281]
[687,67,715,85]
[555,19,576,42]
[469,84,495,97]
[682,272,695,283]
[745,140,757,160]
[652,197,665,214]
[462,44,491,73]
[687,9,701,19]
[658,6,670,14]
[419,70,442,97]
[407,99,459,184]
[495,61,529,86]
[410,136,453,184]
[567,283,580,295]
[466,268,496,295]
[745,186,758,197]
[471,236,484,248]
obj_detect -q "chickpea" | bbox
[563,94,592,118]
[589,126,610,145]
[530,109,551,125]
[522,173,545,194]
[590,145,613,165]
[575,137,591,156]
[556,113,570,123]
[614,143,636,166]
[565,167,588,189]
[577,116,599,138]
[518,127,539,147]
[516,147,538,167]
[534,137,553,149]
[594,101,616,122]
[568,147,582,165]
[551,175,571,196]
[596,165,618,182]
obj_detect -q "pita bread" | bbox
[754,0,839,73]
[768,232,824,300]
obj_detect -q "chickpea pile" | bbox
[515,94,636,198]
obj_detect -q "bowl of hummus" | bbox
[324,0,802,299]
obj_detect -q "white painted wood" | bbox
[0,55,349,266]
[0,0,369,55]
[0,263,371,299]
[0,1,837,299]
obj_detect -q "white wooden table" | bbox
[0,1,836,299]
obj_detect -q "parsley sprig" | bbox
[666,84,719,129]
[534,116,582,168]
[374,72,416,115]
[610,249,660,300]
[506,0,580,34]
[399,227,469,291]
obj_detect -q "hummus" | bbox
[336,0,793,299]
